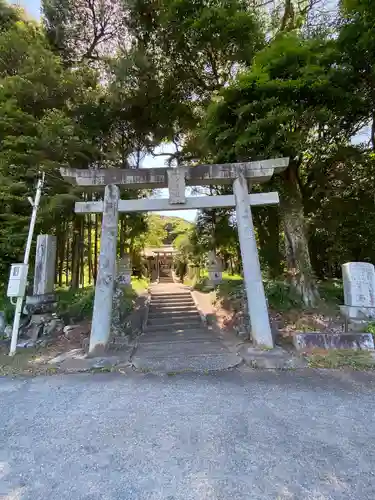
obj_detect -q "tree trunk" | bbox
[280,163,319,306]
[119,217,125,257]
[80,216,85,288]
[58,222,65,287]
[65,222,71,286]
[71,216,81,290]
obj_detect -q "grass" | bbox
[130,277,149,295]
[307,349,374,370]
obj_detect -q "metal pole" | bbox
[9,173,45,356]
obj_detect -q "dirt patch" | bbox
[211,294,345,340]
[0,322,90,376]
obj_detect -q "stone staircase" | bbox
[158,268,174,283]
[145,288,202,333]
[131,283,241,373]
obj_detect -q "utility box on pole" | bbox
[7,264,28,298]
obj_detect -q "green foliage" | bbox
[0,286,14,323]
[203,32,361,163]
[366,322,375,336]
[317,281,344,305]
[0,13,101,276]
[143,214,192,248]
[263,280,302,311]
[203,275,302,311]
[0,0,375,315]
[130,277,149,296]
[56,287,95,322]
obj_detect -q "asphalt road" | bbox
[1,369,375,500]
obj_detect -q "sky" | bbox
[21,0,40,18]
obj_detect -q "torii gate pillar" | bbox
[234,173,273,347]
[89,184,119,355]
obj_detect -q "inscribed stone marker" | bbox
[342,262,375,307]
[33,235,57,295]
[117,255,132,285]
[207,251,222,285]
[167,168,186,204]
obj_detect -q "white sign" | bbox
[342,262,375,307]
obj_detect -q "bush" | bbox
[318,280,343,305]
[206,276,302,312]
[264,280,302,311]
[56,287,95,323]
[0,287,16,323]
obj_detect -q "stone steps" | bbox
[138,330,215,342]
[146,286,202,330]
[130,282,240,373]
[151,296,194,303]
[150,302,195,309]
[151,293,193,298]
[148,311,200,319]
[144,321,203,332]
[132,353,241,373]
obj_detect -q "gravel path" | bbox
[1,369,375,499]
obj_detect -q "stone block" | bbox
[239,346,307,369]
[293,332,374,351]
[60,158,289,188]
[168,168,186,204]
[33,235,56,295]
[342,262,375,308]
[117,255,132,285]
[24,294,57,314]
[340,305,375,319]
[207,251,222,285]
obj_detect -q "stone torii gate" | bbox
[61,158,289,355]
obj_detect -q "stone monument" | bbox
[167,167,186,204]
[207,251,222,286]
[117,255,132,285]
[33,235,56,295]
[20,234,62,342]
[340,262,375,330]
[294,262,375,351]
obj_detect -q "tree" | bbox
[338,0,375,148]
[0,11,102,284]
[202,32,364,305]
[143,214,168,247]
[42,0,127,65]
[122,0,265,152]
